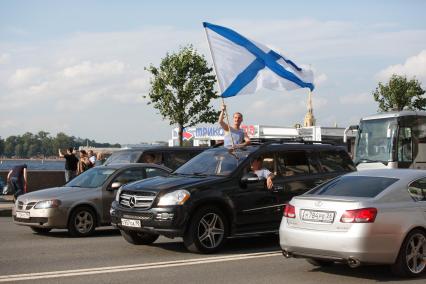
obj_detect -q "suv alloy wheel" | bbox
[184,206,228,253]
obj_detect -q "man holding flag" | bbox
[218,102,250,148]
[203,22,315,147]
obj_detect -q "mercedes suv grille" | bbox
[119,191,156,209]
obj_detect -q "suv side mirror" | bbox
[109,182,122,191]
[241,172,262,184]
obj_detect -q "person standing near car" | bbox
[59,148,78,182]
[7,164,27,200]
[88,150,97,167]
[77,150,92,175]
[218,102,250,148]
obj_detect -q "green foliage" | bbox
[373,75,426,111]
[0,132,120,158]
[144,45,220,146]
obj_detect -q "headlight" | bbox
[115,186,123,202]
[158,190,190,206]
[34,200,62,209]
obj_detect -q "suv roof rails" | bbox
[212,138,336,148]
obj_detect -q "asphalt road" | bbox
[0,217,425,284]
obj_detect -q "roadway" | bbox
[0,217,424,283]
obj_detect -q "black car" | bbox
[110,141,356,253]
[104,146,206,170]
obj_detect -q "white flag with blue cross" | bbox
[203,22,315,98]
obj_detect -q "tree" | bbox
[373,75,426,111]
[145,45,220,146]
[0,137,4,157]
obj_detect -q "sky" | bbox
[1,0,426,144]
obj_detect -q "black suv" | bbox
[110,141,355,253]
[104,146,205,170]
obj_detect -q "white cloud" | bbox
[0,53,10,64]
[62,60,125,78]
[376,50,426,84]
[8,67,43,87]
[314,73,327,86]
[339,92,373,105]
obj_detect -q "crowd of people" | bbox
[58,148,103,182]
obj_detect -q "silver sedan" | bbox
[279,169,426,277]
[13,163,170,237]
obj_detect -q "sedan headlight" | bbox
[158,190,190,206]
[34,200,62,209]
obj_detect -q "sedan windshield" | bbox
[66,168,117,188]
[174,148,250,176]
[308,176,399,198]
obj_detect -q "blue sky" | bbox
[1,0,426,143]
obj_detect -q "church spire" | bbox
[303,91,316,127]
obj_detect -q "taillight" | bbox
[284,204,296,218]
[340,208,377,223]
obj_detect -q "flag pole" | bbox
[203,26,235,147]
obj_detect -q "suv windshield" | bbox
[66,167,117,188]
[175,148,252,176]
[104,150,143,164]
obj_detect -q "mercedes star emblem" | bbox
[129,196,136,208]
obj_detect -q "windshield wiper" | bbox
[172,172,196,176]
[192,172,209,176]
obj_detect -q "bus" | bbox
[353,110,426,169]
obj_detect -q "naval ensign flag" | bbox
[203,22,315,98]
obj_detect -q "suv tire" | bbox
[184,206,228,254]
[120,230,159,245]
[68,206,96,237]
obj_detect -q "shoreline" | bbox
[0,158,63,161]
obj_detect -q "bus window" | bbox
[398,127,413,162]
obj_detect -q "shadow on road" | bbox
[148,234,280,255]
[309,263,426,282]
[33,227,121,238]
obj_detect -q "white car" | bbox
[279,169,426,277]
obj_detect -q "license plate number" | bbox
[121,218,141,228]
[301,210,335,223]
[16,211,30,219]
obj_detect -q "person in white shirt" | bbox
[218,103,250,148]
[88,150,96,166]
[251,157,274,190]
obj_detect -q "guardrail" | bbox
[0,170,65,193]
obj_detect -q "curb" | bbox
[0,198,13,217]
[0,208,12,217]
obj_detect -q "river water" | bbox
[0,159,64,171]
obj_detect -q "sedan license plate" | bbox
[301,210,335,223]
[16,211,30,219]
[121,218,141,228]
